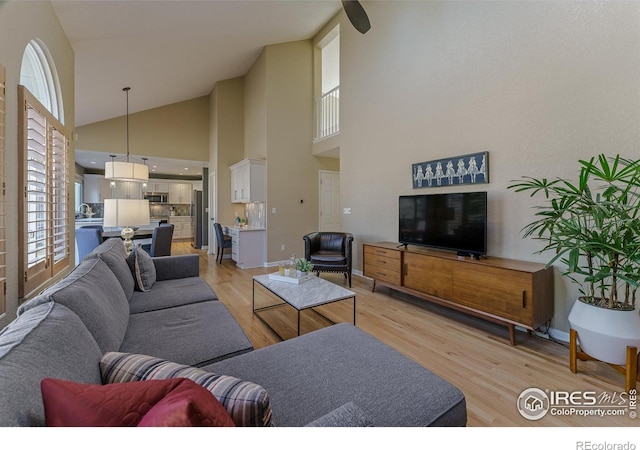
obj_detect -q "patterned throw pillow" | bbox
[40,377,235,427]
[100,352,273,427]
[126,244,156,292]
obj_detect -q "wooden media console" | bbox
[363,242,554,345]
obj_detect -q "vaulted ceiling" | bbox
[52,0,342,127]
[52,0,342,175]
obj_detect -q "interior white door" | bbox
[319,170,340,231]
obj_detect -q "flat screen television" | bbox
[399,191,487,258]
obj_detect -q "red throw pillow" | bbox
[41,378,235,427]
[137,379,235,427]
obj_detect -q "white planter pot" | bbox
[568,299,640,366]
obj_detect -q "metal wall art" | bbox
[412,151,489,189]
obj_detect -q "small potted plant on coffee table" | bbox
[296,258,314,280]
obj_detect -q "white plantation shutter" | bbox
[26,104,48,268]
[19,86,70,297]
[0,66,6,313]
[50,126,69,270]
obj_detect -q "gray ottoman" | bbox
[207,323,467,427]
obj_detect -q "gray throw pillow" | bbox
[126,244,156,292]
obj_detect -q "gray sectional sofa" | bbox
[0,238,467,427]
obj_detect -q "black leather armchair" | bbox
[303,232,354,287]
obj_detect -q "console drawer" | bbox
[364,244,402,285]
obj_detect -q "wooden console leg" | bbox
[625,346,638,393]
[371,279,376,292]
[508,324,516,346]
[569,329,578,374]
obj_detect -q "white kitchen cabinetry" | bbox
[112,181,143,199]
[223,226,265,269]
[84,175,144,201]
[230,159,265,203]
[169,216,192,239]
[83,174,113,203]
[145,181,169,192]
[169,183,192,203]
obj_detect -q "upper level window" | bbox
[321,33,340,95]
[315,25,340,141]
[20,40,63,124]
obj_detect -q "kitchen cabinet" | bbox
[223,226,265,269]
[169,183,192,203]
[83,174,113,203]
[83,175,143,201]
[169,216,192,239]
[145,181,169,193]
[112,181,143,199]
[230,159,265,203]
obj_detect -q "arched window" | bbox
[18,40,70,298]
[20,39,63,123]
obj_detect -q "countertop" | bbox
[223,225,266,231]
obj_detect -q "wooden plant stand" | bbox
[569,329,639,392]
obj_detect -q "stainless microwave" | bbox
[143,192,169,203]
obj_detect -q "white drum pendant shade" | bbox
[104,86,148,183]
[103,199,150,228]
[104,160,149,182]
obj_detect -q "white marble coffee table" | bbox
[252,273,356,340]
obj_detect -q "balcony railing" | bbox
[314,86,339,141]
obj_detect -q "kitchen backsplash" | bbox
[83,202,191,219]
[244,202,265,228]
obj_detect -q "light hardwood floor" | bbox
[173,242,636,427]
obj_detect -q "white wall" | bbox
[338,1,640,332]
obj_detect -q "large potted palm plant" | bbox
[508,154,640,365]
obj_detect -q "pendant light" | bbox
[104,87,149,182]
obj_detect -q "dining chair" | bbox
[214,223,232,264]
[141,223,174,257]
[76,225,104,262]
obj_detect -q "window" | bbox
[314,25,340,141]
[20,40,63,123]
[18,41,70,298]
[0,65,6,314]
[321,33,340,95]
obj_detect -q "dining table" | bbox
[101,229,154,241]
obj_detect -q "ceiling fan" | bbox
[341,0,371,34]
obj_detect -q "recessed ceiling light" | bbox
[90,161,96,165]
[184,167,189,171]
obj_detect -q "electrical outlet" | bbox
[272,207,277,214]
[281,244,285,251]
[343,207,352,214]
